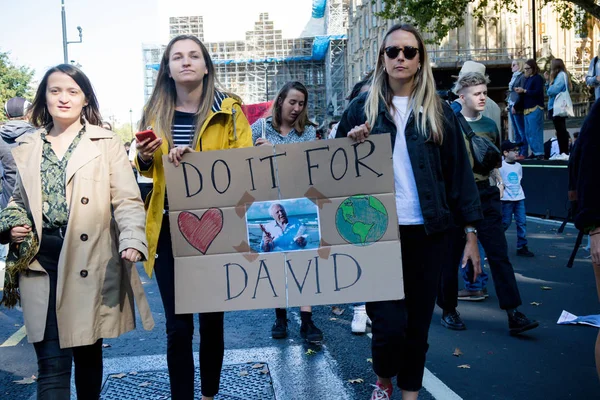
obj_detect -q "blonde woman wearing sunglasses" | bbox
[336,24,482,400]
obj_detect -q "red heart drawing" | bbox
[177,209,224,255]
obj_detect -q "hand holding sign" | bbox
[169,145,195,167]
[347,121,371,143]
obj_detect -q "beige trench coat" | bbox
[10,125,154,348]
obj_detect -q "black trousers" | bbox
[154,215,225,398]
[33,230,103,400]
[366,225,448,392]
[552,115,570,154]
[436,225,465,312]
[437,186,522,311]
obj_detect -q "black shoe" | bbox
[508,310,539,335]
[517,245,535,257]
[441,310,466,330]
[300,320,323,343]
[271,318,288,339]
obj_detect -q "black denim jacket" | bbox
[336,93,482,234]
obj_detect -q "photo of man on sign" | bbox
[246,199,320,253]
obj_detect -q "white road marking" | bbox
[366,328,463,399]
[0,325,27,347]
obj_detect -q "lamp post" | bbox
[61,0,83,64]
[129,109,133,139]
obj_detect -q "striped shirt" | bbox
[172,111,196,146]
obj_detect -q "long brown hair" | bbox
[140,35,231,148]
[365,24,443,145]
[29,64,102,128]
[549,58,572,90]
[270,81,316,134]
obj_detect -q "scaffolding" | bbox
[169,16,204,41]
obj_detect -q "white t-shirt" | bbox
[128,139,153,184]
[500,160,525,201]
[391,96,424,225]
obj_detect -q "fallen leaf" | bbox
[251,363,264,369]
[457,364,471,369]
[453,348,463,357]
[129,371,138,375]
[110,373,127,379]
[330,317,337,321]
[548,255,557,258]
[332,306,345,316]
[530,302,542,306]
[14,376,36,385]
[541,286,553,290]
[348,378,364,384]
[239,370,249,377]
[102,344,112,348]
[305,349,317,356]
[259,368,269,375]
[366,358,373,363]
[139,382,151,387]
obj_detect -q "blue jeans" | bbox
[460,240,489,291]
[524,108,544,156]
[509,111,528,157]
[502,200,528,249]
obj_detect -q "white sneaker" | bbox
[351,305,368,334]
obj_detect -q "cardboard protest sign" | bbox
[164,135,404,313]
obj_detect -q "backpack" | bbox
[454,111,502,175]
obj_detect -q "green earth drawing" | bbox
[335,195,388,246]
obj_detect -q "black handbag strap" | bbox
[455,112,476,140]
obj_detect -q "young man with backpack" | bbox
[437,72,539,335]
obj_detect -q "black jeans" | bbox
[437,185,522,311]
[154,215,225,398]
[436,225,465,312]
[552,115,570,154]
[366,225,448,392]
[33,229,103,400]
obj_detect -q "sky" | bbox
[0,0,315,127]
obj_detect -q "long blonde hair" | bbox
[365,24,443,144]
[140,35,225,148]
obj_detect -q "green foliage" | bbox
[114,123,134,144]
[378,0,599,44]
[0,51,34,120]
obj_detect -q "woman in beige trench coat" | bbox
[0,64,154,399]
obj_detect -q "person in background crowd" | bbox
[0,64,153,399]
[500,140,535,257]
[545,58,572,155]
[0,97,36,209]
[570,99,600,380]
[515,59,545,159]
[136,35,252,400]
[586,44,600,101]
[439,71,538,336]
[336,23,482,400]
[453,61,501,132]
[250,81,323,343]
[328,72,372,140]
[101,120,113,131]
[507,60,527,158]
[570,131,579,154]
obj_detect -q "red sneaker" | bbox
[370,381,393,399]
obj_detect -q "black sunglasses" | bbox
[384,46,419,60]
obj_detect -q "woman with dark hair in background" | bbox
[336,24,482,400]
[515,59,545,159]
[135,35,252,400]
[545,58,572,154]
[250,81,322,342]
[0,64,152,399]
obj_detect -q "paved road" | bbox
[0,218,597,399]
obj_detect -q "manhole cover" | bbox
[101,362,275,399]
